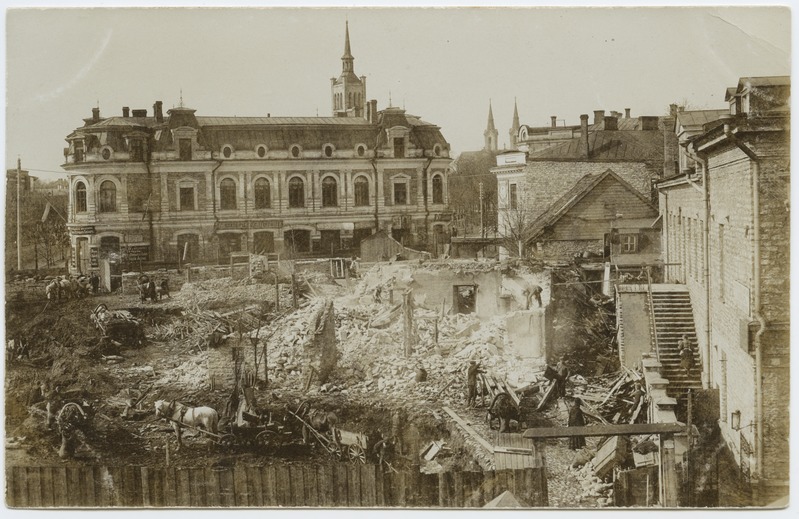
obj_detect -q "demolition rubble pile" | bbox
[570,368,646,425]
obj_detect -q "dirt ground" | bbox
[4,269,604,507]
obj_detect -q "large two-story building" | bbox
[62,24,451,273]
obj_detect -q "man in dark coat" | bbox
[466,360,483,408]
[568,397,586,450]
[90,272,100,294]
[554,358,570,399]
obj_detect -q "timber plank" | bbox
[360,464,375,507]
[523,422,685,438]
[164,467,177,508]
[176,467,191,507]
[52,466,68,507]
[66,466,80,507]
[140,467,150,507]
[191,467,206,507]
[443,407,494,454]
[233,465,249,506]
[262,466,276,506]
[27,466,42,507]
[151,468,164,507]
[317,464,332,506]
[288,465,304,506]
[346,464,360,506]
[97,466,113,507]
[247,466,263,507]
[453,470,464,508]
[80,467,97,506]
[333,463,348,506]
[303,465,318,507]
[15,466,28,508]
[40,466,54,507]
[206,468,221,508]
[219,468,235,507]
[274,465,290,506]
[375,464,385,507]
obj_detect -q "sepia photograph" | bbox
[3,3,792,510]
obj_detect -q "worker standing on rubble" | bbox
[466,360,484,408]
[348,256,360,278]
[567,397,586,450]
[524,284,543,309]
[554,357,570,399]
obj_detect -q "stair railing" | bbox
[645,266,661,362]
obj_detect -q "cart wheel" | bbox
[256,431,275,450]
[219,434,236,450]
[348,444,367,464]
[328,444,343,461]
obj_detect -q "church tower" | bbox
[331,22,367,118]
[484,101,498,151]
[509,98,520,150]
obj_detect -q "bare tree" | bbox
[499,207,539,258]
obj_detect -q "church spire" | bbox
[342,21,354,73]
[509,97,520,149]
[484,100,498,152]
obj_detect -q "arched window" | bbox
[354,176,369,206]
[322,176,338,207]
[432,175,444,204]
[75,181,87,212]
[289,177,304,208]
[220,178,237,210]
[254,178,271,209]
[99,180,116,213]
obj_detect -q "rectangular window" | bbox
[510,184,518,210]
[130,140,144,162]
[621,234,638,254]
[393,137,405,158]
[179,139,192,161]
[179,186,195,211]
[393,182,408,205]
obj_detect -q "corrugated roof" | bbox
[527,130,664,161]
[87,117,155,128]
[738,76,791,88]
[676,110,729,131]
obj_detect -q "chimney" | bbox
[593,110,605,125]
[368,99,378,124]
[640,116,659,130]
[625,108,631,118]
[611,111,621,118]
[91,107,100,122]
[580,114,590,158]
[550,116,557,128]
[131,109,147,118]
[669,103,678,117]
[604,116,618,130]
[153,101,163,123]
[122,107,130,118]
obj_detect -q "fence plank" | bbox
[453,470,465,508]
[67,466,82,507]
[39,466,54,507]
[274,465,291,506]
[347,464,361,506]
[51,466,68,507]
[303,465,318,507]
[262,466,276,506]
[358,464,373,507]
[205,468,220,507]
[176,467,191,507]
[316,464,331,506]
[289,465,304,506]
[219,468,235,507]
[247,466,263,507]
[192,467,207,507]
[26,466,43,507]
[233,465,249,506]
[164,467,177,507]
[95,466,112,507]
[153,468,166,507]
[13,466,28,507]
[375,465,385,507]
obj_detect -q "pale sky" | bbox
[3,5,792,180]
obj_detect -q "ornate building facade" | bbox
[62,25,451,273]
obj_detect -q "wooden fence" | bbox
[7,464,547,508]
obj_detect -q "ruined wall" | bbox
[617,291,651,368]
[409,270,502,319]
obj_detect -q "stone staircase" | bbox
[648,288,703,414]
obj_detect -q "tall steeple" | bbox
[331,21,366,118]
[484,101,498,152]
[509,98,520,149]
[342,20,354,73]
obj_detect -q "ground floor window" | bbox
[252,231,275,254]
[454,285,477,314]
[319,230,341,254]
[177,233,200,264]
[218,233,243,262]
[284,229,311,254]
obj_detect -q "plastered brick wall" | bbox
[659,133,789,484]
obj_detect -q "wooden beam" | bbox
[442,406,494,453]
[522,423,685,439]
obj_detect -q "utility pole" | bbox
[478,181,484,238]
[17,157,22,270]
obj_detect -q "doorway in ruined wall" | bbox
[454,285,477,314]
[252,231,275,255]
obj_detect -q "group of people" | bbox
[45,273,100,301]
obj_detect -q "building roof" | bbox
[526,129,665,162]
[449,149,500,176]
[527,169,655,241]
[737,76,791,88]
[675,110,729,132]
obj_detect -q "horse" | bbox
[290,401,340,447]
[58,278,73,299]
[154,399,219,450]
